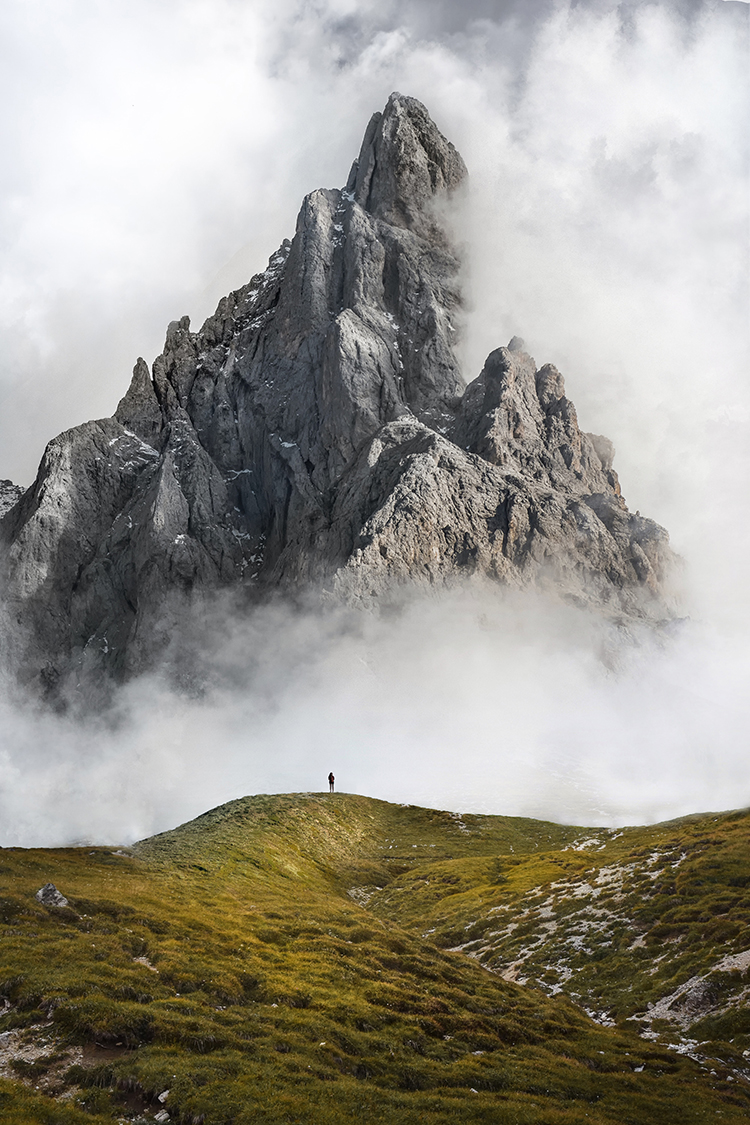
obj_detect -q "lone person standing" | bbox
[328,772,335,793]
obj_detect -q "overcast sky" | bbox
[0,0,748,844]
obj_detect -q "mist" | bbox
[0,587,748,847]
[0,0,747,845]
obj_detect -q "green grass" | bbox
[1,794,749,1123]
[368,806,750,1049]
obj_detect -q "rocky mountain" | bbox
[0,93,674,694]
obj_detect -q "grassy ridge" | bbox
[0,794,748,1123]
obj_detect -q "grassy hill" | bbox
[0,793,748,1123]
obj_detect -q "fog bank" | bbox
[1,588,748,847]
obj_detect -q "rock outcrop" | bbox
[0,480,23,520]
[0,93,674,696]
[35,883,69,908]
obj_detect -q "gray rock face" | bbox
[0,93,674,697]
[0,480,23,519]
[35,883,69,908]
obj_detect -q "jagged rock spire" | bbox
[0,95,673,700]
[348,92,467,230]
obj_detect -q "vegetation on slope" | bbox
[0,794,748,1123]
[367,806,750,1068]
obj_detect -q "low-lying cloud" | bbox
[1,587,748,847]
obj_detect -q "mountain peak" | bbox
[0,96,674,700]
[347,92,467,230]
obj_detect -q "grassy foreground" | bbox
[0,793,748,1123]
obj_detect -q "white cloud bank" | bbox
[0,0,747,844]
[1,589,748,847]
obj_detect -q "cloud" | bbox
[443,0,750,624]
[0,0,747,844]
[1,587,748,847]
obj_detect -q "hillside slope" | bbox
[1,795,748,1123]
[363,805,750,1070]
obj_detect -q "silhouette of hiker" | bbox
[328,772,335,793]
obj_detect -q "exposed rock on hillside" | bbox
[35,883,69,909]
[0,93,673,694]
